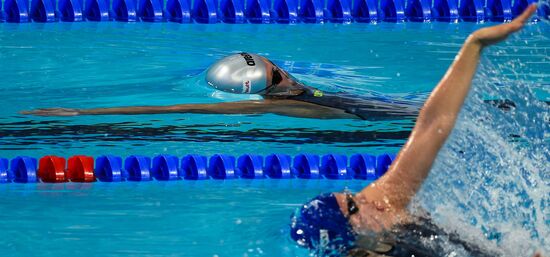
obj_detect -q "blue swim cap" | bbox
[290,193,356,255]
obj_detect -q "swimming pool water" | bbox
[0,19,549,256]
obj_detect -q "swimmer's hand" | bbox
[20,108,80,116]
[470,4,537,47]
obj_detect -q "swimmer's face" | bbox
[334,191,411,250]
[334,193,362,228]
[334,193,386,240]
[259,57,304,96]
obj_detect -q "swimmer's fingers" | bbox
[470,4,537,47]
[531,252,544,257]
[19,108,80,116]
[505,4,538,34]
[512,4,538,30]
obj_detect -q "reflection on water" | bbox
[0,119,412,148]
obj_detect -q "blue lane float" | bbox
[405,0,431,21]
[58,0,84,21]
[537,2,550,19]
[192,0,217,23]
[10,156,38,183]
[219,0,245,23]
[95,155,123,182]
[30,0,56,22]
[4,0,30,22]
[125,155,152,181]
[485,0,512,21]
[2,0,545,23]
[432,0,459,22]
[378,0,405,22]
[245,0,271,23]
[542,3,550,19]
[0,153,396,183]
[349,154,376,180]
[512,0,538,18]
[164,0,191,22]
[84,0,110,21]
[321,154,348,179]
[111,0,138,21]
[351,0,378,22]
[459,0,485,21]
[181,154,208,180]
[138,0,164,21]
[264,154,292,178]
[298,0,324,23]
[0,158,9,183]
[293,154,321,179]
[152,155,179,180]
[270,0,298,23]
[237,155,264,179]
[208,154,237,179]
[376,153,396,178]
[324,0,352,23]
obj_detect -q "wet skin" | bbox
[326,5,544,256]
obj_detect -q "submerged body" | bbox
[284,85,420,120]
[21,74,518,119]
[21,84,422,120]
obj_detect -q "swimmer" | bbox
[288,5,545,257]
[21,42,519,119]
[21,56,422,119]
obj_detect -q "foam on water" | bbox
[414,13,550,256]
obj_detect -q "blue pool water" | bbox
[0,18,549,256]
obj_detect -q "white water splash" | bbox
[414,15,550,257]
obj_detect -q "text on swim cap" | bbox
[243,80,251,93]
[240,53,255,66]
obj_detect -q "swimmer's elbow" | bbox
[418,104,457,127]
[416,113,456,140]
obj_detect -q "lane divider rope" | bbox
[0,153,396,183]
[1,0,546,24]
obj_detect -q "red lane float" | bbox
[38,156,67,183]
[38,155,95,183]
[68,155,95,182]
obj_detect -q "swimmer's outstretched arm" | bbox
[358,5,537,212]
[20,102,272,116]
[20,100,356,119]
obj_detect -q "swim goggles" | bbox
[345,192,360,218]
[256,63,284,95]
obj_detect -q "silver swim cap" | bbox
[205,53,268,94]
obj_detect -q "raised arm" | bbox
[359,5,538,211]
